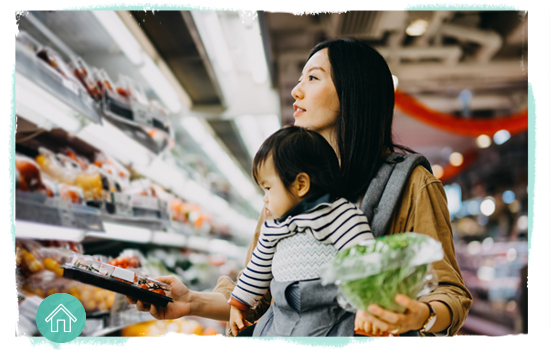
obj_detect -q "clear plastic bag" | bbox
[320,232,444,313]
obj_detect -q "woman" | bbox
[128,38,472,337]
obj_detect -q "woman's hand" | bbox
[354,294,430,336]
[126,275,193,320]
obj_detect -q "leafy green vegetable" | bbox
[330,232,439,314]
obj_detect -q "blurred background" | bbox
[14,10,528,337]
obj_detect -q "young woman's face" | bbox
[256,156,301,219]
[291,48,340,140]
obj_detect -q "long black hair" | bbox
[308,38,415,203]
[252,125,341,200]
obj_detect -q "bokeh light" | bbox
[480,197,496,216]
[449,152,464,166]
[476,134,492,148]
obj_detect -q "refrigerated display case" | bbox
[14,11,250,337]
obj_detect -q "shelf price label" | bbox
[131,195,160,210]
[130,101,152,126]
[53,198,77,228]
[112,192,133,217]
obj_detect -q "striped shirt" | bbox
[230,197,373,310]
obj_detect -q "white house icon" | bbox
[45,304,77,333]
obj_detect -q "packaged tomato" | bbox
[94,152,130,191]
[36,47,84,94]
[135,275,171,295]
[107,249,145,269]
[117,75,149,106]
[69,57,102,101]
[57,183,84,204]
[91,67,115,94]
[60,147,90,170]
[41,178,57,198]
[15,154,47,194]
[35,147,62,181]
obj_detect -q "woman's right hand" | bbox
[126,275,193,320]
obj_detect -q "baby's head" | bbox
[252,126,340,218]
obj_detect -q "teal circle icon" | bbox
[36,293,86,343]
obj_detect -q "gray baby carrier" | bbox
[251,152,434,337]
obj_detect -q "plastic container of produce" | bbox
[69,56,102,101]
[62,255,172,308]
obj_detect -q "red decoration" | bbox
[394,89,528,137]
[438,149,478,184]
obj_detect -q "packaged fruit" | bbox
[57,183,84,204]
[66,281,116,312]
[93,152,130,191]
[74,165,104,202]
[15,154,47,194]
[36,47,84,94]
[35,147,68,184]
[36,47,72,79]
[69,56,102,101]
[60,147,90,170]
[91,67,115,94]
[41,178,57,198]
[107,249,144,269]
[117,75,149,106]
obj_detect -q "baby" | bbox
[228,126,374,336]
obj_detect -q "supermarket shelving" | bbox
[14,11,253,337]
[15,46,256,242]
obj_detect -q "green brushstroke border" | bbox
[12,3,531,347]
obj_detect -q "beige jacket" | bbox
[213,165,473,336]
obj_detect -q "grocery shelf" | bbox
[15,41,101,131]
[87,222,153,244]
[151,231,187,247]
[16,220,86,242]
[15,219,247,263]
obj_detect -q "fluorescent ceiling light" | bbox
[139,55,182,114]
[243,16,269,85]
[235,114,281,159]
[195,12,234,73]
[92,11,144,65]
[190,11,238,104]
[181,116,264,211]
[406,19,430,37]
[93,11,182,114]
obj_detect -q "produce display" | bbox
[16,240,116,313]
[121,317,222,337]
[14,25,243,336]
[321,232,444,313]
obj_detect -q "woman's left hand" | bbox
[354,294,429,336]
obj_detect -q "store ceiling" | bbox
[261,11,528,166]
[17,10,529,199]
[142,10,529,178]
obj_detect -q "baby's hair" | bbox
[252,125,341,199]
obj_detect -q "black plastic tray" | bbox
[62,265,173,308]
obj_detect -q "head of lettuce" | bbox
[320,232,444,313]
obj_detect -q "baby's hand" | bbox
[229,306,253,336]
